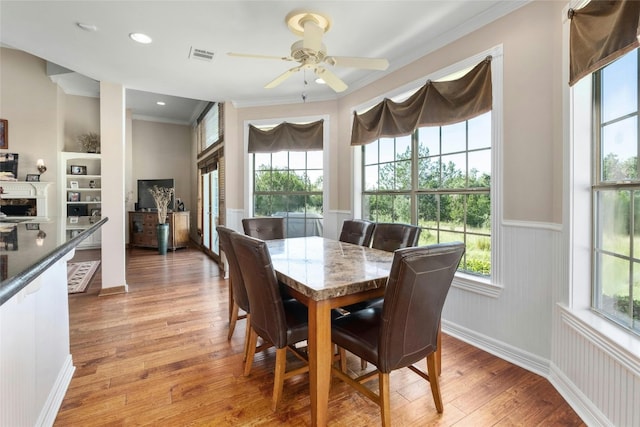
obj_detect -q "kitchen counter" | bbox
[0,216,107,306]
[0,215,107,426]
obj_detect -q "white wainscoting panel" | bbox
[443,222,558,364]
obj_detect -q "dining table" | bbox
[266,236,394,426]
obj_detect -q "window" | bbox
[363,112,492,277]
[198,102,223,153]
[253,150,323,237]
[592,49,640,334]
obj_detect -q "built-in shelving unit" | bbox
[59,152,102,249]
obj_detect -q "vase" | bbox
[157,223,169,255]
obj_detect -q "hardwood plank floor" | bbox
[56,246,585,426]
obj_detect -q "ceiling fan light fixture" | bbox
[286,11,331,36]
[315,78,326,85]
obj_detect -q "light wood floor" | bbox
[56,246,585,426]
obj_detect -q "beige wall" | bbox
[0,47,60,215]
[63,95,100,152]
[336,0,564,223]
[225,1,565,224]
[131,120,193,212]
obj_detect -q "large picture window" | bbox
[593,49,640,334]
[363,112,492,277]
[252,150,323,237]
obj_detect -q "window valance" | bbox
[569,0,640,86]
[248,119,324,153]
[350,58,492,146]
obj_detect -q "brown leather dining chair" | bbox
[229,232,309,411]
[339,219,376,247]
[370,222,421,252]
[342,222,421,321]
[216,226,252,362]
[331,242,465,427]
[241,216,285,240]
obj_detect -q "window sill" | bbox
[559,304,640,376]
[453,272,503,298]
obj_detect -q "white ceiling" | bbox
[0,1,527,123]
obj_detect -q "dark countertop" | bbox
[0,216,108,306]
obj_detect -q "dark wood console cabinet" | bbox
[129,211,190,250]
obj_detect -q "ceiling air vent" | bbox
[189,47,214,61]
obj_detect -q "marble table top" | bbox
[266,236,394,301]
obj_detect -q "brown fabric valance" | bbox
[350,58,492,146]
[248,119,323,153]
[569,0,640,86]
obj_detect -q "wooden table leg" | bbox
[308,299,332,427]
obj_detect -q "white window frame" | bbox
[564,6,640,357]
[352,45,504,297]
[244,115,330,231]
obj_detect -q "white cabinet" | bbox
[59,152,102,249]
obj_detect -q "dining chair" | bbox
[229,232,309,411]
[216,226,252,361]
[241,216,286,240]
[343,222,422,324]
[370,222,421,252]
[339,219,376,247]
[331,242,465,427]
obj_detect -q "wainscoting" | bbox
[442,220,639,426]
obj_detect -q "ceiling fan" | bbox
[227,10,389,93]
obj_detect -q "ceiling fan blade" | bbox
[265,65,302,89]
[326,56,389,70]
[302,18,324,52]
[315,67,347,93]
[227,52,292,62]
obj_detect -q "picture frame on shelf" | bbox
[0,119,7,149]
[25,223,39,230]
[69,181,79,189]
[68,191,80,202]
[70,165,87,175]
[26,174,40,182]
[69,216,79,224]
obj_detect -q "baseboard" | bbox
[99,285,127,296]
[442,320,550,377]
[36,354,75,426]
[548,363,610,426]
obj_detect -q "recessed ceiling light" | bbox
[129,32,152,44]
[156,101,166,106]
[76,22,98,32]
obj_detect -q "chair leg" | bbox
[426,352,443,413]
[228,277,234,324]
[271,347,287,411]
[379,372,391,427]
[242,314,251,362]
[361,358,368,370]
[228,301,239,340]
[339,347,347,373]
[243,328,259,377]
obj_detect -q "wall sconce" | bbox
[36,230,47,247]
[36,159,47,174]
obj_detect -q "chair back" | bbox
[370,222,421,252]
[378,242,464,372]
[242,217,285,240]
[339,219,376,246]
[230,232,288,348]
[216,226,250,313]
